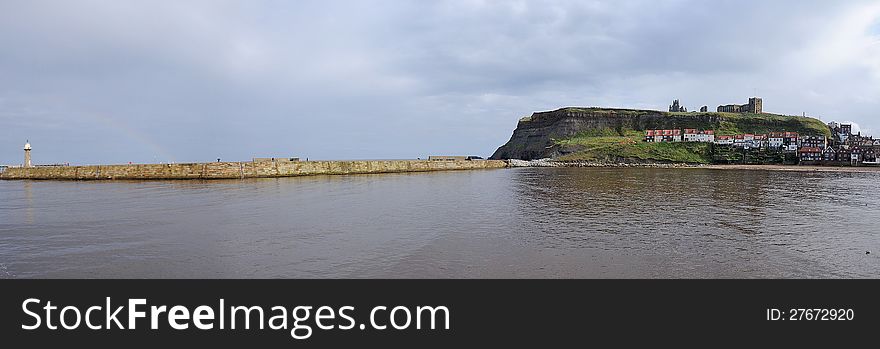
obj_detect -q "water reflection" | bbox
[23,181,34,225]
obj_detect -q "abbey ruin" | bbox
[717,97,763,114]
[668,97,764,114]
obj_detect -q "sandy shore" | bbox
[699,164,880,173]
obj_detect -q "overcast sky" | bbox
[1,0,879,164]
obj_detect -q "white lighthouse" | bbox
[24,140,32,168]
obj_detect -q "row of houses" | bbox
[801,145,880,165]
[644,125,879,166]
[712,132,871,165]
[818,122,880,165]
[715,132,807,152]
[644,129,715,143]
[644,129,808,152]
[642,118,878,165]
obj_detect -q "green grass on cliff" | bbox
[551,108,832,137]
[555,131,712,164]
[561,107,652,116]
[523,107,831,163]
[661,111,830,137]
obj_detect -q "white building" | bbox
[782,132,799,152]
[645,129,682,143]
[715,136,734,145]
[699,131,715,143]
[682,129,715,143]
[768,133,784,149]
[753,135,768,148]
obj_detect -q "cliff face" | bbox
[490,107,830,160]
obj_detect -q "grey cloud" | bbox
[0,0,878,164]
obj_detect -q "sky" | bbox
[1,0,879,165]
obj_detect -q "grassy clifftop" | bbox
[491,107,832,161]
[672,111,830,137]
[555,131,712,163]
[558,108,832,137]
[551,110,829,164]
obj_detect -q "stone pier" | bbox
[0,159,509,180]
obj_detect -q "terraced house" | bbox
[731,134,765,149]
[799,135,827,149]
[683,129,715,143]
[716,136,734,145]
[725,132,797,151]
[645,129,716,143]
[644,129,681,143]
[799,147,823,163]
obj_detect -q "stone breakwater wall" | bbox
[0,160,509,180]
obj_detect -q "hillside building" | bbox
[799,147,823,162]
[645,129,716,143]
[837,124,852,143]
[782,132,799,152]
[668,99,687,112]
[683,129,715,143]
[645,129,681,142]
[721,131,796,151]
[715,136,734,145]
[863,148,877,163]
[768,133,784,149]
[717,97,762,114]
[823,147,837,162]
[799,135,827,149]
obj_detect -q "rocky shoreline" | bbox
[507,159,880,173]
[507,159,704,168]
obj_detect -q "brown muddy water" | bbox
[0,167,877,278]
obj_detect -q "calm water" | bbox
[0,168,878,278]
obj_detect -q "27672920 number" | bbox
[767,308,855,321]
[790,308,853,321]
